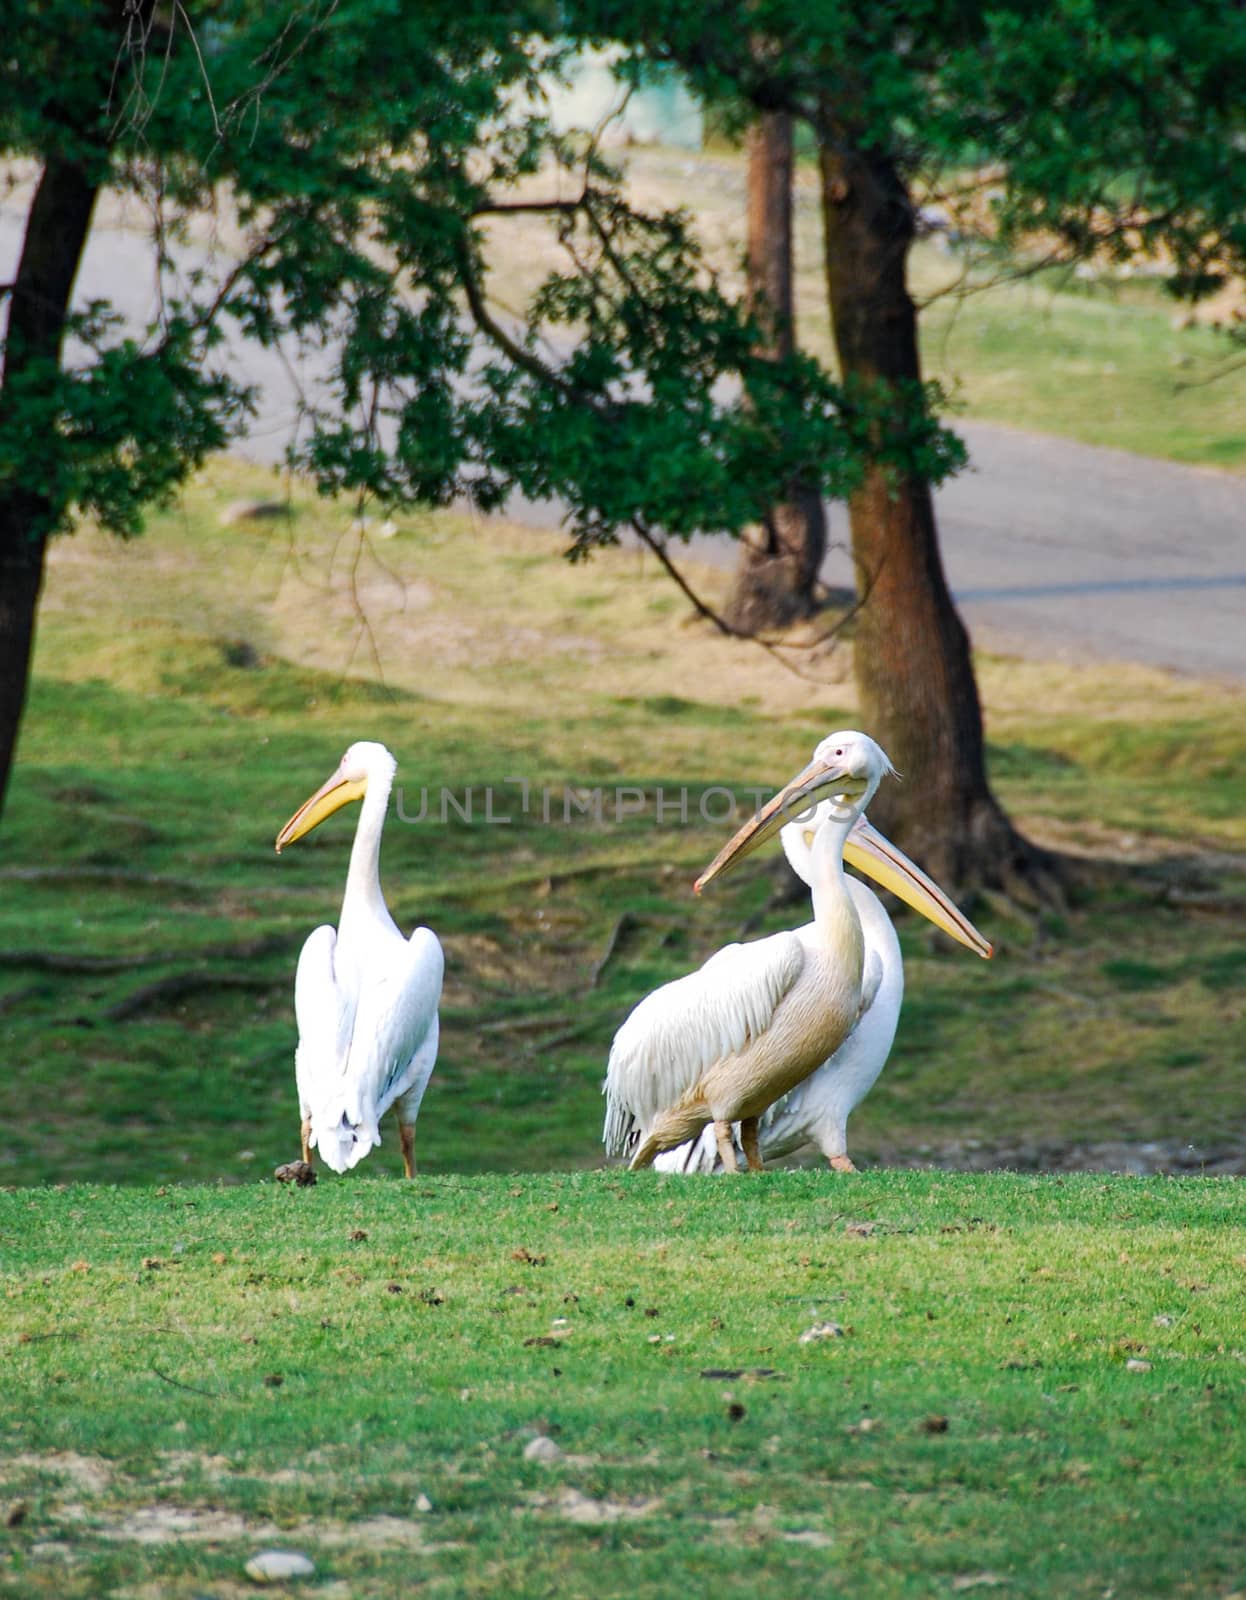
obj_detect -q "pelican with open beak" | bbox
[604,731,989,1173]
[275,740,443,1178]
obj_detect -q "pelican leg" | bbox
[740,1118,764,1173]
[300,1117,312,1165]
[829,1153,857,1174]
[395,1111,417,1179]
[713,1121,740,1174]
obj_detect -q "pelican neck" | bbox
[806,803,860,934]
[340,765,394,929]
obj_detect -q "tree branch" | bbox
[470,194,589,218]
[629,518,867,684]
[455,238,581,397]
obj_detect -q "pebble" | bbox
[523,1435,564,1464]
[1125,1358,1152,1373]
[245,1549,316,1583]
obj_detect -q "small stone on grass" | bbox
[245,1549,316,1583]
[799,1321,845,1344]
[523,1435,564,1464]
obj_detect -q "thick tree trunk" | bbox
[818,139,1042,893]
[727,112,827,634]
[0,156,101,821]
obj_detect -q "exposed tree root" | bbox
[103,971,277,1023]
[0,934,292,975]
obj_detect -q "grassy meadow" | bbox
[3,135,1245,1600]
[1,459,1244,1187]
[3,1172,1245,1597]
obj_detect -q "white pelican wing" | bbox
[603,930,805,1154]
[311,924,444,1172]
[293,925,354,1122]
[351,925,444,1115]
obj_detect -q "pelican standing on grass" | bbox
[275,741,443,1177]
[654,799,992,1174]
[603,731,986,1173]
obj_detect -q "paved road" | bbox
[6,207,1244,680]
[486,422,1246,683]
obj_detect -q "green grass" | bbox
[3,460,1246,1186]
[2,1173,1243,1597]
[916,270,1246,466]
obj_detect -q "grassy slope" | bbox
[2,462,1244,1186]
[2,1174,1244,1598]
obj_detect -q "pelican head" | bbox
[275,740,397,853]
[695,731,896,893]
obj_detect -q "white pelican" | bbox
[603,731,987,1172]
[653,800,991,1174]
[275,741,443,1177]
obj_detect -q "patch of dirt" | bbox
[523,1487,663,1525]
[312,1515,458,1549]
[103,1506,265,1545]
[156,1451,236,1484]
[96,1504,460,1551]
[4,1453,114,1495]
[124,1586,257,1600]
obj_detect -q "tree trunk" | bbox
[0,155,101,822]
[726,111,827,634]
[818,138,1043,894]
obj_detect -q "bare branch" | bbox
[629,517,740,637]
[628,518,854,686]
[456,239,584,398]
[470,195,589,219]
[173,2,222,141]
[149,1365,221,1398]
[1173,350,1246,390]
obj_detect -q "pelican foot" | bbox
[397,1117,417,1180]
[828,1154,857,1174]
[740,1118,764,1173]
[713,1121,740,1173]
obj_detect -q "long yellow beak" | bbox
[694,755,862,894]
[843,817,992,959]
[274,767,368,853]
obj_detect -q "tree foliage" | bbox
[583,0,1246,301]
[0,0,966,819]
[0,0,961,546]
